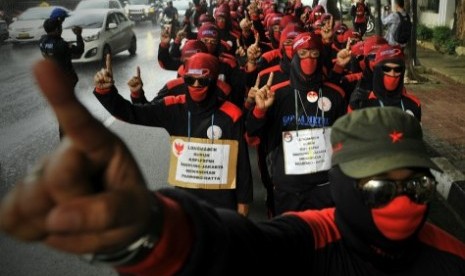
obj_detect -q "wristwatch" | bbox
[82,194,162,267]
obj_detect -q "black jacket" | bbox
[39,33,84,86]
[245,80,346,191]
[116,188,465,276]
[94,86,253,208]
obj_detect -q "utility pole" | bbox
[338,0,343,23]
[375,0,382,36]
[411,0,420,66]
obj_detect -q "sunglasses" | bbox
[358,175,437,208]
[184,76,211,87]
[201,38,218,45]
[381,65,404,73]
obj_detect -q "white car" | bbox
[74,0,124,12]
[124,0,157,23]
[8,6,70,44]
[62,9,137,63]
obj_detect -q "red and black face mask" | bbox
[372,60,405,105]
[184,53,219,102]
[216,17,226,29]
[300,57,318,76]
[383,74,401,91]
[329,167,429,260]
[187,85,209,102]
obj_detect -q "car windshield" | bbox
[63,13,105,29]
[127,0,149,4]
[75,1,110,9]
[18,7,54,20]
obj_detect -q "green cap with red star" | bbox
[330,107,441,178]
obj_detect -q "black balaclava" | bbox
[197,22,220,55]
[183,53,220,115]
[279,24,304,76]
[289,32,323,92]
[358,35,388,91]
[332,23,349,51]
[329,166,429,272]
[372,45,405,106]
[267,13,283,49]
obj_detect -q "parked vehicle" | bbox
[61,9,137,64]
[0,19,8,43]
[74,0,124,12]
[124,0,158,24]
[8,6,70,44]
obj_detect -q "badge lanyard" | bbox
[378,99,405,110]
[294,88,325,136]
[188,111,215,143]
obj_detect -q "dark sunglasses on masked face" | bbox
[377,62,404,90]
[381,64,404,74]
[184,75,212,87]
[357,171,437,208]
[184,70,213,102]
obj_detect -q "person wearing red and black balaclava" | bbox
[245,32,347,215]
[140,39,234,106]
[351,0,371,37]
[196,22,223,55]
[244,24,304,93]
[348,35,388,110]
[243,24,304,218]
[308,4,325,25]
[351,44,421,121]
[94,53,253,216]
[213,3,237,54]
[195,22,247,107]
[158,39,208,73]
[265,12,284,50]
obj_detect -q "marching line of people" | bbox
[2,0,464,275]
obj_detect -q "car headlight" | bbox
[84,32,100,42]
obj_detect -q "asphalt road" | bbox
[0,21,178,276]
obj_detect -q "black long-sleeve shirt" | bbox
[94,86,253,208]
[39,33,84,86]
[116,188,465,276]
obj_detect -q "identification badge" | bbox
[168,136,238,189]
[282,128,332,175]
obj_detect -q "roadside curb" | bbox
[432,157,465,222]
[416,43,465,86]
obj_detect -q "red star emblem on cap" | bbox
[389,131,403,143]
[332,142,343,152]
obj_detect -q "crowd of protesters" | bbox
[1,0,464,275]
[139,0,420,217]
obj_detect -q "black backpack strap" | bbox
[397,11,409,21]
